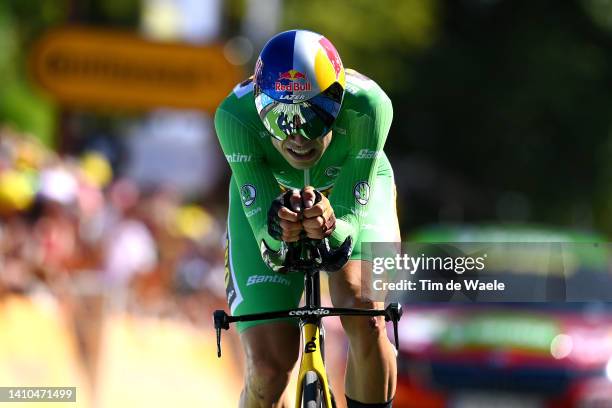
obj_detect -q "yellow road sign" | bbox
[29,27,243,113]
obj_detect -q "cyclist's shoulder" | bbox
[215,76,263,133]
[342,69,392,115]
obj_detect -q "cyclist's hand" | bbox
[302,186,336,240]
[268,189,303,242]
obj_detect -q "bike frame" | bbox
[214,266,402,408]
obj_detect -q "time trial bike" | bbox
[214,239,402,407]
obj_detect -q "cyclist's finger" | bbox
[303,216,324,230]
[303,202,324,218]
[278,206,299,222]
[283,232,301,242]
[301,186,316,209]
[289,189,302,212]
[322,204,334,220]
[280,219,302,232]
[282,227,302,241]
[304,230,325,240]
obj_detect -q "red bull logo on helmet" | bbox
[279,70,306,80]
[319,38,342,77]
[275,69,312,92]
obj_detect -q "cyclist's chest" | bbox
[261,137,348,193]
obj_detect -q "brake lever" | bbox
[384,303,403,351]
[213,310,230,357]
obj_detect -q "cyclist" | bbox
[215,29,400,408]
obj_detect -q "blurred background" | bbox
[2,0,612,407]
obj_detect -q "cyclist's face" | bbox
[271,131,332,169]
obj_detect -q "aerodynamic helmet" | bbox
[253,30,346,141]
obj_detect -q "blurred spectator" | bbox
[103,179,157,287]
[0,126,229,404]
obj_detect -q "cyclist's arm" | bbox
[215,107,283,251]
[327,90,393,248]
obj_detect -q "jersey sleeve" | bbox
[215,102,283,252]
[327,87,393,248]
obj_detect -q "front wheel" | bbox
[302,371,322,408]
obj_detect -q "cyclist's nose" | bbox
[290,133,307,145]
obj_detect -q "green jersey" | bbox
[214,69,393,253]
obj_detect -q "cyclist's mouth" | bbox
[286,146,317,161]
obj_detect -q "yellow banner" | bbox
[29,27,242,113]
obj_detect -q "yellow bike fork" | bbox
[295,323,333,408]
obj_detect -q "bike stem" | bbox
[304,267,321,308]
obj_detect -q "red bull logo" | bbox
[319,38,342,77]
[275,69,311,92]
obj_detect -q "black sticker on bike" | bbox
[305,336,317,354]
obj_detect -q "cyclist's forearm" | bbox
[215,108,282,250]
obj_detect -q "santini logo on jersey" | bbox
[246,275,290,286]
[356,149,382,159]
[226,153,252,163]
